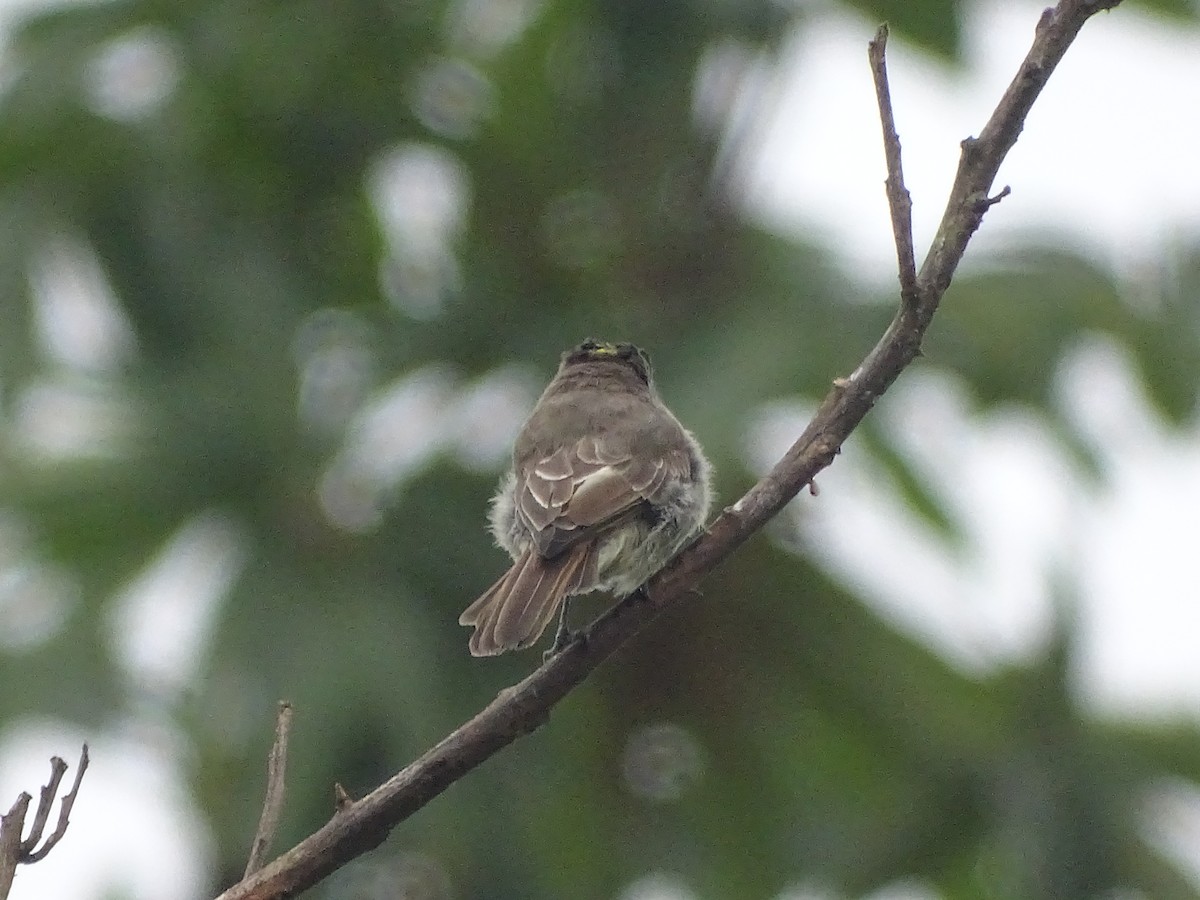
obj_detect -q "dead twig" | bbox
[0,794,32,900]
[0,745,90,900]
[244,702,294,878]
[868,23,918,308]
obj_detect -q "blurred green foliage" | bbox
[1,1,1199,898]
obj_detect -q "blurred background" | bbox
[1,0,1199,897]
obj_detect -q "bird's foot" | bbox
[544,626,583,661]
[544,599,582,661]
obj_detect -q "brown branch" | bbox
[0,745,90,900]
[21,744,89,864]
[18,757,66,857]
[868,23,918,308]
[244,702,294,878]
[213,2,1123,897]
[0,794,32,900]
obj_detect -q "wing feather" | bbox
[511,433,692,561]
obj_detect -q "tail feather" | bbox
[506,543,597,653]
[493,550,558,646]
[459,572,504,626]
[462,561,519,656]
[461,545,597,656]
[470,595,506,658]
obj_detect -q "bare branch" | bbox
[213,2,1123,897]
[917,1,1120,301]
[0,794,32,900]
[244,702,295,878]
[867,23,918,308]
[22,744,89,864]
[0,745,90,899]
[18,757,66,857]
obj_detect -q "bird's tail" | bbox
[459,544,597,656]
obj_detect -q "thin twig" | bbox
[18,757,66,856]
[333,784,354,814]
[22,744,89,864]
[868,23,918,307]
[214,2,1123,897]
[245,702,294,878]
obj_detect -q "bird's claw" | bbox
[544,626,583,661]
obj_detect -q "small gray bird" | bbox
[460,339,712,656]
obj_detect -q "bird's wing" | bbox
[515,434,693,558]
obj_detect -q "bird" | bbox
[459,338,712,657]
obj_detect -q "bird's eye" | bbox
[580,338,600,351]
[616,345,650,383]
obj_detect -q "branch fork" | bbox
[0,745,89,900]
